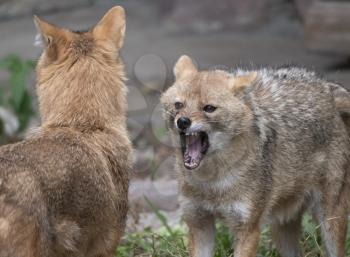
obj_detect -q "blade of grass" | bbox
[144,196,175,237]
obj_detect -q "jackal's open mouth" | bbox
[180,132,209,170]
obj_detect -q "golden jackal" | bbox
[0,6,132,257]
[161,55,350,257]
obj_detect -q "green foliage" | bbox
[117,226,188,257]
[0,54,35,142]
[118,198,187,257]
[144,197,178,238]
[117,212,350,257]
[214,223,234,257]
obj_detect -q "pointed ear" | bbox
[33,15,68,48]
[173,55,198,79]
[92,6,126,49]
[231,72,257,94]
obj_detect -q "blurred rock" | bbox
[168,0,267,33]
[127,85,148,112]
[127,177,180,233]
[294,0,315,21]
[127,208,182,232]
[152,155,177,180]
[133,147,155,178]
[127,118,144,142]
[129,178,179,212]
[0,0,93,19]
[304,1,350,55]
[0,107,19,136]
[151,0,176,18]
[134,54,167,93]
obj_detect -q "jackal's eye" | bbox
[174,102,184,110]
[203,105,217,113]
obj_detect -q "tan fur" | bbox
[330,83,350,137]
[234,227,260,257]
[230,72,257,94]
[174,55,198,79]
[0,6,132,257]
[162,56,350,257]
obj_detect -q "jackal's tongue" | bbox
[184,134,202,170]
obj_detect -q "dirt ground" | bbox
[1,0,350,231]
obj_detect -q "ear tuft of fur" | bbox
[173,55,198,79]
[33,15,46,48]
[33,15,68,48]
[34,32,44,48]
[231,72,257,94]
[92,6,126,49]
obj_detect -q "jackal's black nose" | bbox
[177,117,191,130]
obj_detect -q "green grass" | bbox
[117,213,350,257]
[0,54,35,143]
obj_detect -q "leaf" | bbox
[0,55,23,73]
[9,58,33,111]
[0,118,3,135]
[9,67,26,110]
[0,55,36,139]
[25,59,36,69]
[0,54,16,70]
[0,86,4,105]
[302,214,316,236]
[16,91,34,132]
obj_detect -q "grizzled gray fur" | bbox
[161,55,350,257]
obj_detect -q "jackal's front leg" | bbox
[233,225,260,257]
[186,214,215,257]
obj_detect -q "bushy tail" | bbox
[330,83,350,136]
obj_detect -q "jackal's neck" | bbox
[37,58,127,132]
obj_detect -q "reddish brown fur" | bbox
[0,6,132,257]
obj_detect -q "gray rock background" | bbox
[0,0,93,19]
